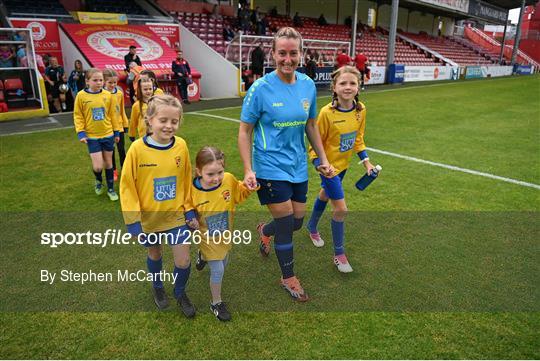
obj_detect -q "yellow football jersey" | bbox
[191,172,252,260]
[110,87,129,129]
[74,89,120,139]
[128,101,148,138]
[308,102,367,174]
[120,136,194,233]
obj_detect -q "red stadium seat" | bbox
[4,78,27,106]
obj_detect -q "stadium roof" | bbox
[486,0,536,9]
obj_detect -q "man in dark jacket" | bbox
[172,50,192,104]
[250,43,265,81]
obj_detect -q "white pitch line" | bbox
[187,111,540,190]
[24,117,59,127]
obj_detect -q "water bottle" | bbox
[355,165,382,191]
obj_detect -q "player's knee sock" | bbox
[146,256,163,289]
[105,168,114,192]
[293,217,304,232]
[174,263,191,298]
[93,170,103,183]
[307,198,328,233]
[262,221,275,236]
[331,219,345,256]
[273,214,295,279]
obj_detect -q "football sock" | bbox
[174,263,191,298]
[293,216,304,231]
[262,221,275,237]
[307,198,328,233]
[105,168,114,191]
[146,256,163,289]
[93,170,103,183]
[273,214,295,279]
[331,219,345,256]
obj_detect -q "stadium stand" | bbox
[85,0,148,16]
[3,0,70,16]
[402,32,495,65]
[173,10,437,67]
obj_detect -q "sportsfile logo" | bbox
[153,176,176,201]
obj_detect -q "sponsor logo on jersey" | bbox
[153,176,176,201]
[92,107,105,121]
[272,102,284,107]
[139,163,157,167]
[205,211,229,233]
[339,131,357,152]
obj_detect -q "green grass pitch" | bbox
[0,75,539,359]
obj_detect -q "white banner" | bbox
[482,66,513,77]
[404,66,459,82]
[418,0,469,13]
[365,66,386,85]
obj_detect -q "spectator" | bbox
[223,24,236,42]
[293,12,303,27]
[305,54,317,80]
[318,14,328,26]
[345,16,352,27]
[0,45,14,68]
[335,49,352,69]
[269,6,278,17]
[15,45,26,67]
[251,43,265,81]
[260,14,268,35]
[172,50,192,104]
[238,5,251,33]
[68,59,86,97]
[124,45,141,72]
[211,4,222,20]
[353,50,369,90]
[44,57,67,112]
[250,6,259,25]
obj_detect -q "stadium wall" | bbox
[58,28,92,77]
[179,24,237,98]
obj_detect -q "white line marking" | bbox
[187,111,540,190]
[0,125,73,136]
[189,111,240,122]
[24,117,59,127]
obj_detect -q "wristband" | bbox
[312,158,321,168]
[77,131,87,140]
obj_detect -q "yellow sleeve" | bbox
[181,142,195,213]
[120,144,141,228]
[119,94,129,129]
[308,108,329,161]
[154,88,164,95]
[128,103,140,138]
[353,108,367,153]
[232,174,253,205]
[73,93,86,136]
[108,93,121,133]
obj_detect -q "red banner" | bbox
[146,23,180,50]
[10,18,63,65]
[61,23,201,102]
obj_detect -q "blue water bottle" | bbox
[355,165,382,191]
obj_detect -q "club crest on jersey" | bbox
[175,156,181,168]
[301,98,310,115]
[222,190,231,202]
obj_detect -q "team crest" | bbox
[301,98,310,115]
[222,190,231,202]
[174,156,181,168]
